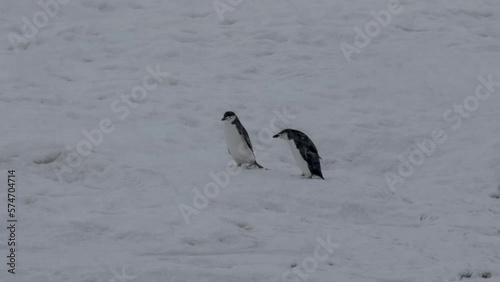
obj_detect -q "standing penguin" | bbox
[273,129,324,179]
[222,111,264,168]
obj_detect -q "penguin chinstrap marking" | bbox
[221,111,264,169]
[273,129,324,179]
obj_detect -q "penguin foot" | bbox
[244,163,267,170]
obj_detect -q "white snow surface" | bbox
[1,0,500,281]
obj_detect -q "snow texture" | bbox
[1,0,500,282]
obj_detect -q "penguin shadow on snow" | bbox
[220,111,325,179]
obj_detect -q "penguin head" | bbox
[221,111,237,121]
[273,129,289,139]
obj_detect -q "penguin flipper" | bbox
[233,119,254,152]
[304,151,324,180]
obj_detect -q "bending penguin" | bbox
[273,129,324,179]
[222,111,264,169]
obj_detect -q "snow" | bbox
[1,0,500,281]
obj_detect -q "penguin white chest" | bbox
[287,139,311,177]
[223,122,255,164]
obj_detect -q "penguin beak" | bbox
[221,117,227,121]
[272,134,279,138]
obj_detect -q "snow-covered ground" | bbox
[1,0,500,281]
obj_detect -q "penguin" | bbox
[221,111,264,168]
[273,129,324,179]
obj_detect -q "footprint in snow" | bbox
[233,222,252,231]
[183,12,211,19]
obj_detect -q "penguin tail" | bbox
[254,161,267,170]
[313,172,325,180]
